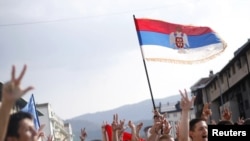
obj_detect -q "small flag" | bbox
[134,17,227,64]
[105,124,145,141]
[21,94,40,130]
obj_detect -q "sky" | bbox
[0,0,250,120]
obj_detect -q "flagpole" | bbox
[31,94,40,127]
[133,15,156,110]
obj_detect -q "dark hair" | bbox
[5,111,33,139]
[189,118,206,131]
[243,118,250,125]
[217,120,233,125]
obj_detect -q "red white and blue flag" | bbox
[134,17,227,64]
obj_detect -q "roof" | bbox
[191,39,250,92]
[190,77,214,91]
[220,39,250,72]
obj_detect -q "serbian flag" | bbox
[133,16,227,64]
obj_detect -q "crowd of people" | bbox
[1,65,250,141]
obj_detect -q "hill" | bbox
[66,94,181,141]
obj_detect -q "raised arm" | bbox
[178,89,195,141]
[79,128,87,141]
[112,114,125,141]
[200,103,212,122]
[101,121,109,141]
[0,65,34,141]
[147,119,163,141]
[128,120,138,141]
[135,122,143,140]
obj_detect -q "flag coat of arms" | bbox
[134,17,227,64]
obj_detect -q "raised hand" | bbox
[112,114,124,131]
[150,120,163,135]
[47,134,53,141]
[101,121,108,141]
[237,117,244,125]
[136,122,143,140]
[153,109,164,120]
[118,119,126,140]
[128,120,136,130]
[2,65,34,106]
[179,89,195,111]
[37,124,46,139]
[162,119,172,135]
[222,106,232,121]
[201,103,212,121]
[211,119,217,125]
[101,121,108,133]
[79,128,87,141]
[111,113,126,141]
[136,122,143,134]
[178,89,195,141]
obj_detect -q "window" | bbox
[232,64,236,74]
[242,55,247,65]
[173,112,177,117]
[227,69,231,78]
[220,75,224,83]
[166,114,170,118]
[242,82,246,91]
[236,59,242,69]
[245,100,249,110]
[248,78,250,87]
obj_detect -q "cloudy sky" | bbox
[0,0,249,119]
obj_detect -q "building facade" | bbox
[36,103,73,141]
[191,39,250,123]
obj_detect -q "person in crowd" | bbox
[216,106,234,125]
[5,111,39,141]
[178,89,208,141]
[147,109,164,141]
[147,109,174,141]
[200,103,212,123]
[188,118,208,141]
[0,65,51,141]
[0,65,34,141]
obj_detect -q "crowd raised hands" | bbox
[79,88,250,141]
[2,65,250,141]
